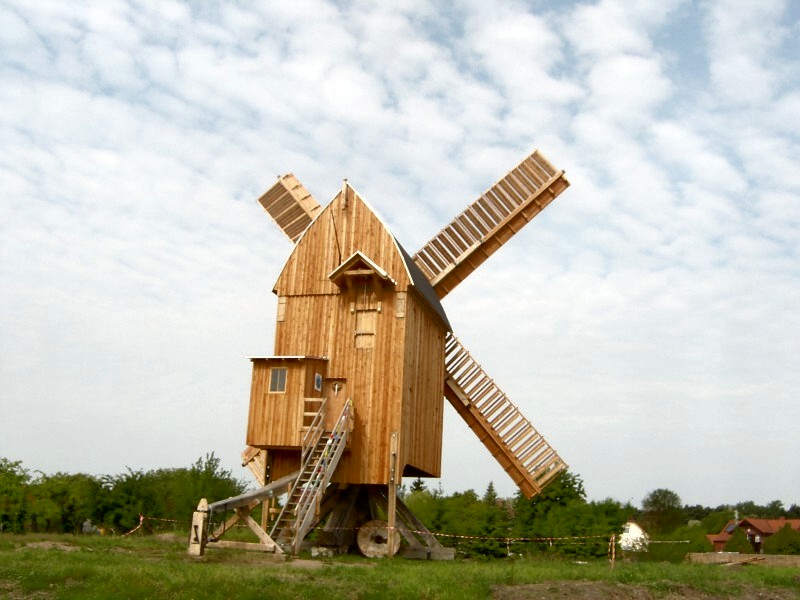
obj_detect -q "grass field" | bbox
[1,533,798,599]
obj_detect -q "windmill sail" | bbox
[257,174,322,242]
[444,333,566,498]
[413,150,569,299]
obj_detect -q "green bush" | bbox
[763,524,800,555]
[724,527,753,553]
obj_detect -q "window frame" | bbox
[268,367,288,393]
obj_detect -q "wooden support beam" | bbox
[187,498,209,556]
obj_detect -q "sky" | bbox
[1,0,798,510]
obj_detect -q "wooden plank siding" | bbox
[246,357,327,447]
[399,292,446,478]
[251,185,448,486]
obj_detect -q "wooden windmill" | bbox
[189,149,570,559]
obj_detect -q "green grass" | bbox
[1,533,798,599]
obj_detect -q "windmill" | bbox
[188,149,570,559]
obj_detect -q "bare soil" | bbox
[492,580,800,599]
[19,541,80,552]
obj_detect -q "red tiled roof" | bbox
[739,518,800,535]
[707,518,800,548]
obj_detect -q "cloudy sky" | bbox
[2,0,798,509]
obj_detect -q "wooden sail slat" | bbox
[504,171,535,202]
[475,196,504,226]
[518,439,548,465]
[439,224,471,253]
[257,174,321,243]
[493,411,522,434]
[449,218,479,248]
[465,374,495,398]
[421,244,451,272]
[503,420,530,445]
[534,460,564,487]
[526,152,554,181]
[523,447,553,471]
[528,449,558,471]
[413,150,569,299]
[511,432,541,455]
[485,188,514,215]
[479,395,507,420]
[469,382,499,408]
[444,333,566,499]
[453,214,482,243]
[485,188,515,217]
[472,202,499,231]
[429,237,457,265]
[463,206,491,236]
[517,159,545,186]
[530,453,561,479]
[518,161,547,188]
[506,422,534,445]
[491,181,522,213]
[435,230,464,260]
[448,354,472,376]
[494,180,526,213]
[460,368,487,392]
[509,434,538,457]
[485,403,514,425]
[489,402,517,428]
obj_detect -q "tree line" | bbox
[0,454,244,535]
[401,475,799,559]
[2,456,797,559]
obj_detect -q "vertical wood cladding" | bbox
[249,186,448,485]
[246,357,327,448]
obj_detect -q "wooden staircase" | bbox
[412,149,569,299]
[270,399,354,555]
[444,333,566,498]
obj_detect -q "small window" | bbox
[314,373,323,392]
[269,367,287,393]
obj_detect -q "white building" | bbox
[619,520,649,551]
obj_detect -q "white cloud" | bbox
[1,0,798,508]
[705,0,792,105]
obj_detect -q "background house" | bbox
[619,520,649,551]
[707,517,800,553]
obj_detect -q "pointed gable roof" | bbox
[328,250,397,288]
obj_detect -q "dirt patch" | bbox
[20,541,80,553]
[492,581,800,599]
[0,579,53,599]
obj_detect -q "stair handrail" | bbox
[301,397,327,463]
[268,397,327,539]
[291,399,353,553]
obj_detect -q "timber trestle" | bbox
[189,400,357,557]
[188,395,452,559]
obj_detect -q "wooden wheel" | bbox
[356,519,400,558]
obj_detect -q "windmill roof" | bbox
[396,240,451,331]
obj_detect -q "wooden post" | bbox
[387,431,398,559]
[187,498,209,556]
[609,534,616,569]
